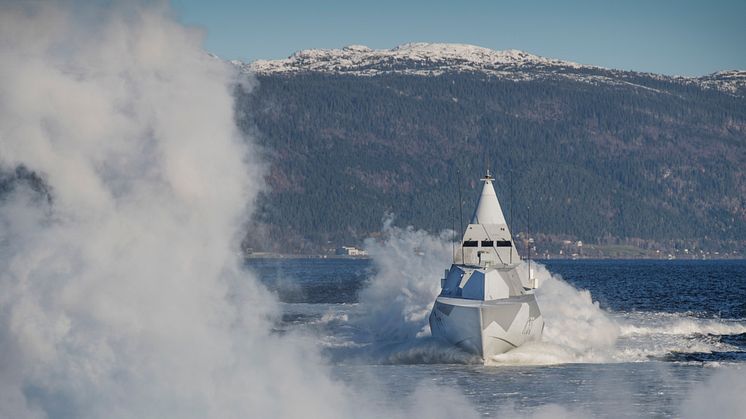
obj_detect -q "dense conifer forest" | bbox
[1,71,742,256]
[236,72,745,255]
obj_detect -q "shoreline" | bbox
[244,253,745,261]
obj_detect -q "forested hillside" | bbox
[2,45,742,257]
[236,71,745,255]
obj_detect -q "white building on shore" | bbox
[336,246,367,256]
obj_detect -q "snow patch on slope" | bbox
[243,43,586,76]
[233,43,746,96]
[695,70,746,94]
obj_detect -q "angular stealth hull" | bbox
[428,171,544,359]
[429,294,543,358]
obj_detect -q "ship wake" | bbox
[310,225,746,367]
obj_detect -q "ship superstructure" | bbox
[429,172,543,358]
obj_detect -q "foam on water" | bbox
[490,265,746,365]
[486,262,622,365]
[618,313,746,336]
[312,226,746,368]
[612,312,746,363]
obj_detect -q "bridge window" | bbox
[463,240,478,247]
[481,240,493,247]
[495,240,512,247]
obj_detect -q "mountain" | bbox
[696,70,746,96]
[235,43,746,96]
[232,43,745,257]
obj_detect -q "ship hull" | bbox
[429,294,543,359]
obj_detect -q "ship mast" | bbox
[527,205,534,288]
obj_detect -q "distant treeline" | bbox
[237,74,746,250]
[235,71,745,253]
[2,71,741,254]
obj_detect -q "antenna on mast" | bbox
[527,205,535,289]
[457,168,464,264]
[509,167,514,265]
[451,171,456,264]
[451,206,455,264]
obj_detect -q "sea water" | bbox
[249,258,746,418]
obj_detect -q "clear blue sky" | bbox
[173,0,745,76]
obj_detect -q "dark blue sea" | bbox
[248,258,746,418]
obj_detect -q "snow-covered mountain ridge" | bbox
[237,43,586,76]
[232,43,746,96]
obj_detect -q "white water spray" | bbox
[355,223,620,365]
[356,225,746,367]
[358,220,452,341]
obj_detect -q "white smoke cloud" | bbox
[4,3,741,419]
[496,404,593,419]
[680,367,746,419]
[0,3,366,418]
